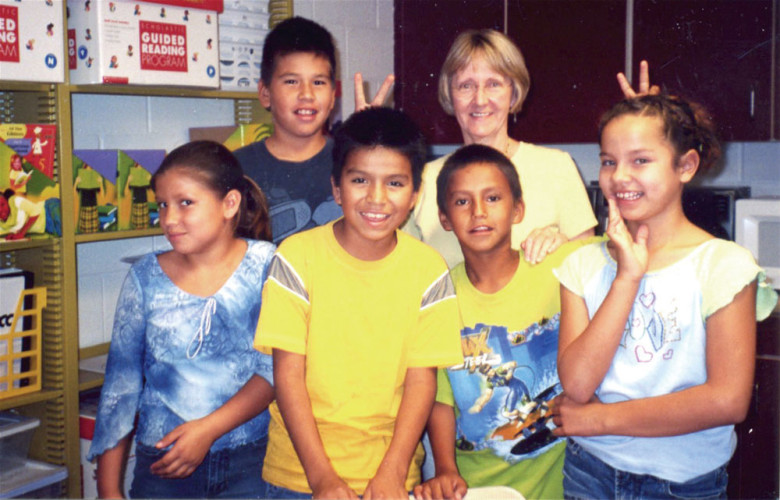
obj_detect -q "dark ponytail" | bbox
[235,175,272,241]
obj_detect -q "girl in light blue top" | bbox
[553,94,777,499]
[89,141,276,499]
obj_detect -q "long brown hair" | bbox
[152,140,272,241]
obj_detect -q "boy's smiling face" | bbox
[259,52,335,142]
[439,162,523,258]
[331,146,418,261]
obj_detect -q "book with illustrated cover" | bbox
[0,128,60,242]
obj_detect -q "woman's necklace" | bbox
[505,139,515,157]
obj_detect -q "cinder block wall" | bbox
[76,2,780,348]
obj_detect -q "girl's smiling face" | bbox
[598,114,697,228]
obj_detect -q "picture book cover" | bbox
[0,124,57,179]
[116,149,165,230]
[72,150,119,233]
[0,138,60,242]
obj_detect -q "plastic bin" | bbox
[0,412,40,473]
[0,459,67,498]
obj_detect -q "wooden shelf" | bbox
[0,82,56,93]
[78,370,104,392]
[67,84,257,100]
[0,388,61,412]
[0,238,59,252]
[75,227,163,243]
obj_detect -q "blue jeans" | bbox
[262,483,312,499]
[129,438,268,499]
[563,439,728,500]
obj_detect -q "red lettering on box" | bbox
[68,29,76,69]
[0,6,20,63]
[139,21,187,72]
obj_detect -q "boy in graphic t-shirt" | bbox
[414,144,596,500]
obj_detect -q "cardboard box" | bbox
[72,150,120,234]
[142,0,224,13]
[219,41,261,90]
[222,0,268,14]
[79,390,135,499]
[68,0,219,88]
[0,0,64,83]
[116,149,165,230]
[219,9,268,30]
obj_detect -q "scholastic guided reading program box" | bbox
[72,150,119,234]
[116,149,165,231]
[0,0,64,83]
[67,0,219,88]
[0,125,61,241]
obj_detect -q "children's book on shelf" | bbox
[188,123,273,151]
[0,125,60,242]
[72,150,120,234]
[116,149,166,231]
[0,124,56,179]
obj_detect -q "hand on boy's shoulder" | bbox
[539,235,605,268]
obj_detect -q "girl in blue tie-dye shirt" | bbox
[89,141,276,499]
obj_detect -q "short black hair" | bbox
[261,16,337,85]
[332,107,427,191]
[436,144,522,214]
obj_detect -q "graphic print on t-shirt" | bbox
[447,314,562,464]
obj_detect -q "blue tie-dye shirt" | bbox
[88,239,275,460]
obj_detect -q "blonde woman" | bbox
[405,29,598,268]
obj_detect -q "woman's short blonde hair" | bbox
[438,29,531,116]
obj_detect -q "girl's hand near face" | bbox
[605,197,648,282]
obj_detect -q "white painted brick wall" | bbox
[295,0,395,120]
[76,0,780,348]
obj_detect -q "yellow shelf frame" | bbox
[0,0,292,494]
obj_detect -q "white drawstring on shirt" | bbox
[186,297,217,359]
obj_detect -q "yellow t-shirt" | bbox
[255,221,463,494]
[406,142,597,268]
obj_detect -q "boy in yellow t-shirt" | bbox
[414,144,596,500]
[255,107,463,499]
